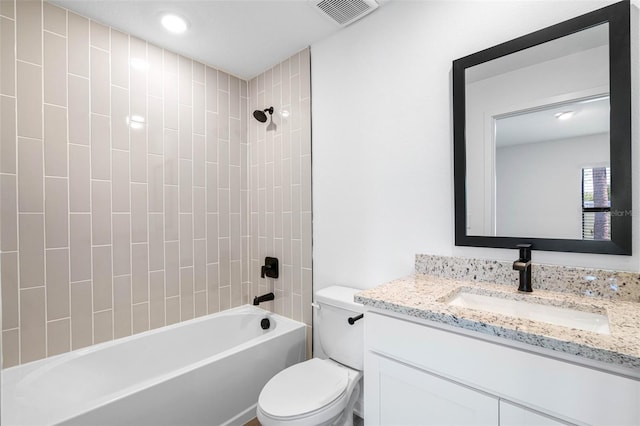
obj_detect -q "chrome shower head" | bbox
[253,106,274,123]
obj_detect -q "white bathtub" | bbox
[1,305,306,426]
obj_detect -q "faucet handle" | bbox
[516,243,532,261]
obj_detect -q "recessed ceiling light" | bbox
[161,14,188,34]
[554,111,574,120]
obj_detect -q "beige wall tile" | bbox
[112,149,130,212]
[70,280,92,349]
[16,0,41,65]
[69,213,91,282]
[179,55,192,106]
[0,95,16,173]
[130,126,147,183]
[164,241,179,297]
[206,213,218,263]
[148,213,164,271]
[179,159,192,212]
[179,213,193,267]
[218,91,230,140]
[149,270,165,329]
[207,163,218,213]
[47,318,70,356]
[206,67,218,112]
[207,263,219,313]
[0,174,17,251]
[111,86,129,150]
[131,243,148,304]
[165,296,180,325]
[2,329,20,368]
[113,275,132,338]
[193,135,205,187]
[91,113,110,180]
[44,104,68,177]
[148,45,162,98]
[164,129,178,184]
[1,252,19,329]
[90,20,109,50]
[113,213,131,276]
[44,31,67,106]
[68,75,90,145]
[19,213,45,288]
[180,267,194,320]
[18,138,44,212]
[148,97,163,155]
[130,38,147,110]
[194,187,205,239]
[194,84,205,135]
[1,16,15,96]
[206,112,218,162]
[90,47,109,114]
[131,183,147,243]
[179,105,192,159]
[148,155,163,213]
[164,185,178,240]
[93,310,113,344]
[110,29,129,89]
[91,180,111,245]
[45,248,70,321]
[194,239,206,292]
[0,0,14,19]
[44,177,68,248]
[92,245,112,311]
[20,287,46,363]
[68,12,89,77]
[132,303,149,334]
[17,61,42,139]
[195,291,206,317]
[43,2,66,35]
[219,285,231,311]
[68,144,90,212]
[164,72,178,129]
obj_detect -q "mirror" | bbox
[453,0,631,255]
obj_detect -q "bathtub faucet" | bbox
[253,292,275,306]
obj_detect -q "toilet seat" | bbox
[258,358,349,418]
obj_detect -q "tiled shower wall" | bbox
[248,50,312,331]
[0,0,285,367]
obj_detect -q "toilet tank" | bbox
[315,286,364,370]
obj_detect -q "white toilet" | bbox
[257,286,364,426]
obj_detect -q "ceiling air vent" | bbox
[311,0,379,27]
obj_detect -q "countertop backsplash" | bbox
[415,254,640,303]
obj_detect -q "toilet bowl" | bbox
[257,358,362,426]
[257,286,365,426]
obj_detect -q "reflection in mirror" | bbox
[453,0,631,254]
[465,23,609,239]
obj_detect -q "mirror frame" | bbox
[453,0,631,255]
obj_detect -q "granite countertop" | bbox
[355,274,640,372]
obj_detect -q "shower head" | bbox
[253,107,274,123]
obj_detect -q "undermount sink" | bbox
[447,290,610,335]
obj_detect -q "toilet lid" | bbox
[259,358,349,418]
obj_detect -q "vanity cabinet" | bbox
[364,311,640,426]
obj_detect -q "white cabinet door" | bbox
[366,353,498,426]
[499,401,569,426]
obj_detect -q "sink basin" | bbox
[447,290,610,335]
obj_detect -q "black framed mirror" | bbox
[453,0,631,255]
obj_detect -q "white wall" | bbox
[311,0,640,294]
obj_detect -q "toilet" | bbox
[257,286,364,426]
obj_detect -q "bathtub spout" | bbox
[253,292,275,306]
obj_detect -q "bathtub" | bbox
[1,305,306,426]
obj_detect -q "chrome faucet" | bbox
[513,244,532,292]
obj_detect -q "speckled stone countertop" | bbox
[356,264,640,372]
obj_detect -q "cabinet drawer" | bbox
[365,312,640,425]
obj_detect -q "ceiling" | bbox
[50,0,384,80]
